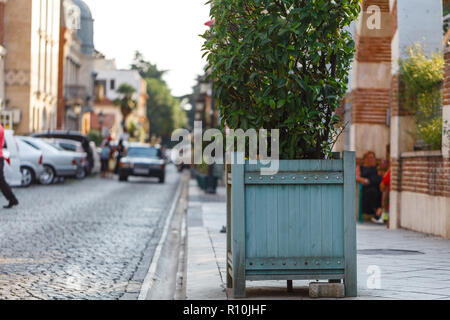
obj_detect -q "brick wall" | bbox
[362,0,390,12]
[351,0,392,125]
[352,88,390,124]
[355,34,392,63]
[391,47,450,199]
[392,156,450,197]
[390,75,412,117]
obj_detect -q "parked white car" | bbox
[17,137,86,185]
[3,130,22,187]
[16,138,45,187]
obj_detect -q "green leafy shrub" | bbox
[202,0,360,159]
[87,130,101,146]
[399,44,444,150]
[195,161,210,175]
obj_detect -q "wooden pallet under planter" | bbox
[226,152,357,298]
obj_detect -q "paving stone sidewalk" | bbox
[186,179,450,300]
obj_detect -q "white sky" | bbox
[83,0,211,97]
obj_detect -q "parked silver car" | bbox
[41,138,90,177]
[17,137,86,185]
[16,138,45,187]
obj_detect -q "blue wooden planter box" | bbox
[196,173,218,191]
[226,151,357,298]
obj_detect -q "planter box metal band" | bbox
[226,151,357,298]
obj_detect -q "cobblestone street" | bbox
[0,166,181,300]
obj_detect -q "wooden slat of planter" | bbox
[245,160,343,172]
[246,272,345,279]
[267,185,278,257]
[246,257,345,270]
[246,271,344,281]
[277,184,289,258]
[256,186,268,257]
[231,153,246,298]
[244,172,344,185]
[299,185,311,257]
[343,151,357,297]
[332,186,345,257]
[245,185,257,258]
[288,183,300,257]
[226,169,232,288]
[322,185,334,257]
[310,185,322,257]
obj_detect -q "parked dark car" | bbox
[32,131,95,175]
[118,144,166,183]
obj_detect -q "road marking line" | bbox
[138,175,184,300]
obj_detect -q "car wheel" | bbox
[40,165,55,185]
[21,167,34,188]
[119,175,128,182]
[75,166,86,180]
[159,174,165,184]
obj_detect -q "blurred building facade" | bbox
[57,0,96,133]
[0,0,7,119]
[335,0,449,238]
[91,55,149,141]
[0,0,61,133]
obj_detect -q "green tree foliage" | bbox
[125,117,147,143]
[131,51,167,82]
[114,83,137,131]
[399,44,444,150]
[146,78,188,145]
[202,0,360,159]
[130,52,188,145]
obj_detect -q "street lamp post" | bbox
[99,111,104,139]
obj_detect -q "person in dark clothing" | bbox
[0,124,19,209]
[100,140,112,178]
[356,151,382,216]
[114,139,126,175]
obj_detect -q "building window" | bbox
[95,80,107,101]
[110,79,115,90]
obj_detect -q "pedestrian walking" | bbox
[356,151,382,220]
[0,124,19,209]
[100,140,112,179]
[373,168,391,226]
[114,139,126,175]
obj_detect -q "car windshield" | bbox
[127,147,160,159]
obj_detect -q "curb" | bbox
[174,197,188,300]
[137,171,188,300]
